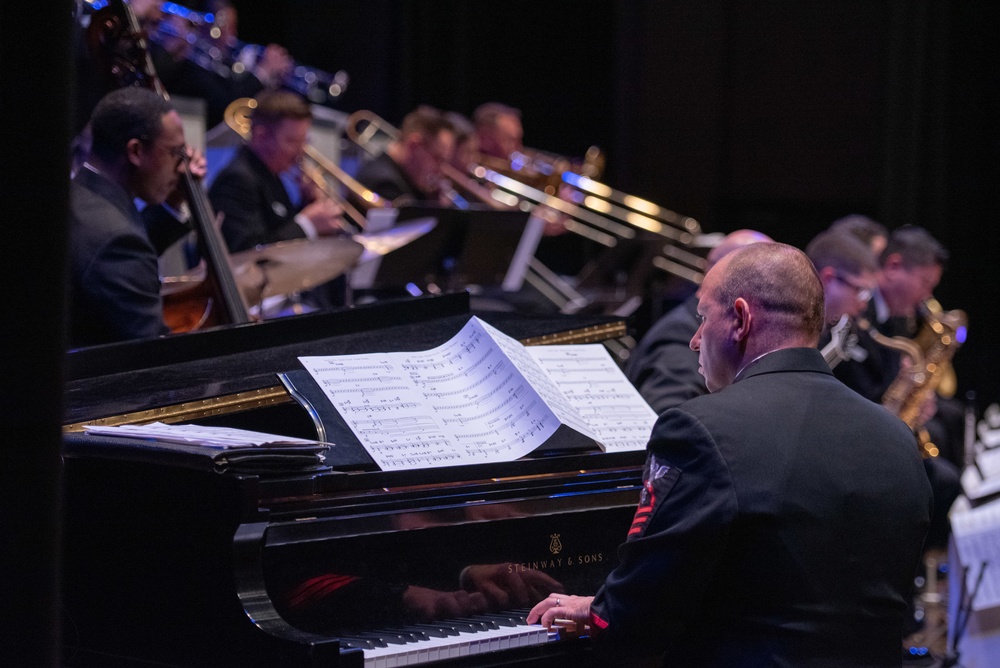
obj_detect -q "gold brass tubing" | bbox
[519,322,627,347]
[63,386,293,432]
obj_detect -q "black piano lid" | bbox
[62,292,627,430]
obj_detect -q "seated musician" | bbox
[625,229,770,415]
[354,105,457,207]
[147,0,293,129]
[208,89,347,253]
[529,243,932,666]
[829,225,963,549]
[473,102,524,162]
[828,213,889,257]
[67,87,207,348]
[806,229,879,333]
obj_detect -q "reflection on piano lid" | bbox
[61,293,644,667]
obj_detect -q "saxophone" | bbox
[860,299,968,458]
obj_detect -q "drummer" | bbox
[208,90,351,310]
[208,90,348,253]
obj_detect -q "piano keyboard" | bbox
[340,613,554,667]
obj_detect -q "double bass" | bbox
[86,0,253,332]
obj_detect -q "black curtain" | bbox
[0,1,71,665]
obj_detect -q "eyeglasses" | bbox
[160,143,189,165]
[833,272,873,303]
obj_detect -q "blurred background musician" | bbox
[625,229,771,415]
[68,87,206,347]
[473,101,524,163]
[354,105,457,206]
[208,90,348,310]
[149,0,293,129]
[828,213,889,258]
[833,226,952,415]
[827,224,962,551]
[806,229,880,334]
[208,90,346,253]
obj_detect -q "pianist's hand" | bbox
[402,585,487,621]
[527,593,594,628]
[459,564,564,609]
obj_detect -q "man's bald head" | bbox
[714,242,825,346]
[706,229,773,268]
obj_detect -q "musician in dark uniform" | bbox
[807,229,880,332]
[830,225,962,549]
[530,243,932,666]
[354,105,456,206]
[625,229,770,415]
[68,87,203,348]
[208,90,346,253]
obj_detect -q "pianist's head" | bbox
[690,243,824,392]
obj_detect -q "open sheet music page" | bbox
[951,497,1000,610]
[524,343,658,452]
[299,317,654,470]
[299,317,583,470]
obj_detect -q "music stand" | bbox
[365,205,538,294]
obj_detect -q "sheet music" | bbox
[951,497,1000,610]
[82,422,325,449]
[526,344,658,452]
[299,317,567,470]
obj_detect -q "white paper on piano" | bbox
[951,496,1000,611]
[298,316,656,471]
[82,422,329,449]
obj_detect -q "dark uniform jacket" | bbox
[626,294,705,415]
[591,347,932,667]
[68,168,187,348]
[354,151,427,205]
[209,144,306,253]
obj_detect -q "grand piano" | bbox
[61,293,648,667]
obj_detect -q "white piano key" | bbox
[362,623,551,667]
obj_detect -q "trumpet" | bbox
[224,97,391,230]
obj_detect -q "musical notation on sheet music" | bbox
[526,344,658,451]
[298,317,653,470]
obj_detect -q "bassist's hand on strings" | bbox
[164,145,207,212]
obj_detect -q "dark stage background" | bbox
[231,0,999,407]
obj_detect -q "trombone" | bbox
[343,108,707,282]
[224,97,391,231]
[344,110,630,248]
[344,110,516,214]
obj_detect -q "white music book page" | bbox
[298,316,655,471]
[951,496,1000,610]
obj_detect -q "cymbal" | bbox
[229,236,364,298]
[354,217,437,263]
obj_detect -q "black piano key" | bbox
[354,631,409,645]
[430,619,485,634]
[379,627,431,642]
[410,622,462,637]
[475,612,522,627]
[337,637,381,650]
[452,616,500,631]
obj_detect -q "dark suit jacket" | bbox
[355,151,428,205]
[209,145,306,253]
[830,299,903,403]
[625,294,706,415]
[68,168,171,348]
[591,347,932,667]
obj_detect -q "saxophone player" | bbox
[822,224,961,552]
